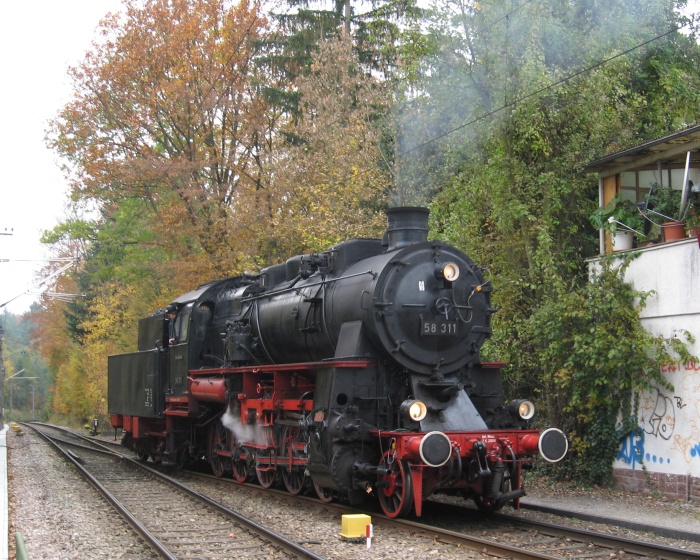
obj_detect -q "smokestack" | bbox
[385,207,430,250]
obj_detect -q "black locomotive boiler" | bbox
[108,207,567,517]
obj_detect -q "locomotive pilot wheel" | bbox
[313,480,334,503]
[377,453,414,518]
[473,494,506,513]
[472,463,514,513]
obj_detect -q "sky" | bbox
[0,0,698,314]
[0,1,123,313]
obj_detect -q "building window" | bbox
[620,168,693,205]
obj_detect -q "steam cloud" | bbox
[221,404,265,446]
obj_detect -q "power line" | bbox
[0,260,77,309]
[481,0,537,34]
[0,258,75,263]
[399,22,687,158]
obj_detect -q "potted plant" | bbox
[686,201,700,237]
[645,185,684,241]
[590,194,645,250]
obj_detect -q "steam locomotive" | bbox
[108,207,567,517]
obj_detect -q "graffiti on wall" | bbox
[672,420,700,465]
[617,428,644,469]
[644,390,675,440]
[661,360,700,374]
[616,361,700,474]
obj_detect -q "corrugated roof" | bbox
[584,124,700,177]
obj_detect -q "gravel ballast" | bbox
[8,427,700,559]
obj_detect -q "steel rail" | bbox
[85,426,700,560]
[493,511,700,560]
[180,469,700,560]
[177,471,562,560]
[24,422,326,560]
[547,521,698,560]
[24,423,178,560]
[517,501,700,544]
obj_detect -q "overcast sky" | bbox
[0,1,123,313]
[0,1,698,314]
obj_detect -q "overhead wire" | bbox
[399,21,689,158]
[319,2,693,187]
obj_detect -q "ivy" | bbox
[525,255,694,484]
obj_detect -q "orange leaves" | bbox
[40,0,401,424]
[49,0,273,268]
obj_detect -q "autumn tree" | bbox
[264,36,392,256]
[44,0,285,422]
[49,0,278,282]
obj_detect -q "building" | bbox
[585,125,700,500]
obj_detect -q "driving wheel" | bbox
[255,450,277,488]
[208,419,229,478]
[280,426,307,494]
[232,451,250,483]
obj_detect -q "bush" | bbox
[526,254,694,484]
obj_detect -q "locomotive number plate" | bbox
[420,319,458,336]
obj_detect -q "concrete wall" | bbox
[591,237,700,499]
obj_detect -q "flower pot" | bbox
[612,230,634,251]
[688,226,699,238]
[661,221,685,242]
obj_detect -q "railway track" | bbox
[23,422,325,560]
[75,426,700,559]
[488,509,700,559]
[174,466,700,560]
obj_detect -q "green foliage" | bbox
[1,310,53,422]
[589,194,645,235]
[426,0,700,484]
[524,256,694,484]
[34,0,700,475]
[259,0,426,119]
[648,185,683,222]
[426,9,699,339]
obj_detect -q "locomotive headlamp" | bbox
[400,399,428,422]
[434,262,460,282]
[508,399,535,421]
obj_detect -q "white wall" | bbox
[592,238,700,477]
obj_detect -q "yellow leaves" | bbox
[567,435,590,456]
[42,4,396,423]
[264,36,391,256]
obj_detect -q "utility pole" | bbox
[0,325,4,426]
